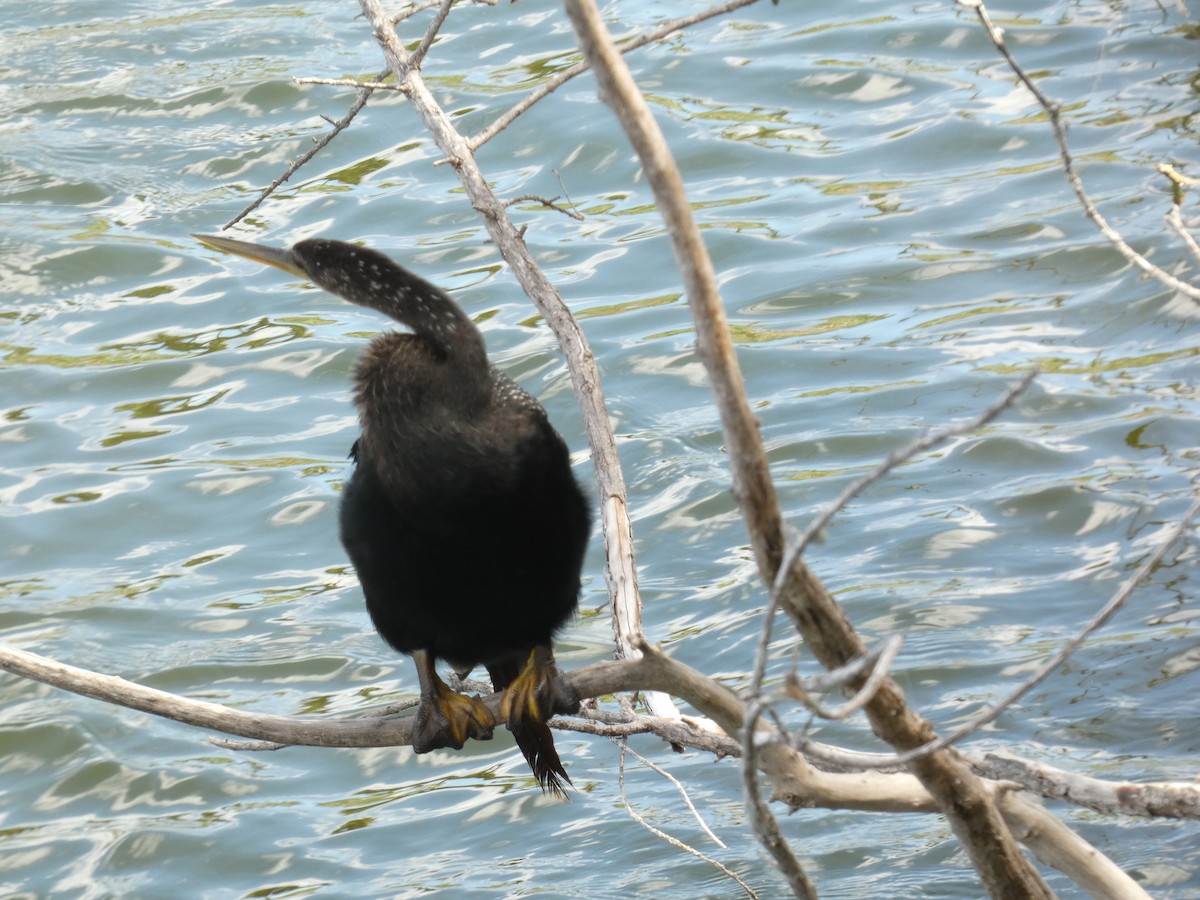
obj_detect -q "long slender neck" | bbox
[293,238,488,376]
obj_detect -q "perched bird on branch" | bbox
[194,233,590,797]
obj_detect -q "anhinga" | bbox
[194,233,590,797]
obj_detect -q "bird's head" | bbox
[193,234,424,316]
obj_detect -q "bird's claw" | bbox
[412,685,496,753]
[500,647,579,729]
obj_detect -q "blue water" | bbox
[1,1,1197,896]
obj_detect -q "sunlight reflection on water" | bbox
[0,0,1197,897]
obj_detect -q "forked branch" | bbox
[562,1,1055,897]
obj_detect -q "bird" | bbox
[194,233,590,797]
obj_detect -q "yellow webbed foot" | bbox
[499,645,579,729]
[413,683,495,752]
[411,649,495,753]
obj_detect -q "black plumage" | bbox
[194,234,590,796]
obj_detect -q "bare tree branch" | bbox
[1158,163,1200,263]
[615,741,760,899]
[621,740,728,848]
[558,708,740,757]
[223,0,474,230]
[393,0,460,26]
[562,1,1056,896]
[222,69,388,229]
[470,0,764,152]
[0,639,938,810]
[775,370,1038,596]
[739,700,819,899]
[783,633,904,722]
[502,194,584,220]
[0,638,851,786]
[410,0,455,69]
[957,0,1200,302]
[813,493,1200,771]
[973,750,1200,820]
[294,76,405,91]
[995,789,1153,900]
[0,634,1166,898]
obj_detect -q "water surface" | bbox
[1,1,1197,897]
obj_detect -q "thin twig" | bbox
[748,374,1032,762]
[1166,206,1200,262]
[744,372,1033,796]
[739,700,818,899]
[222,68,389,229]
[295,76,406,91]
[560,708,742,757]
[226,0,494,229]
[393,0,497,25]
[224,0,467,229]
[617,740,760,900]
[622,741,728,849]
[551,169,579,217]
[411,0,455,69]
[792,496,1195,772]
[957,0,1200,302]
[503,194,585,220]
[1158,163,1200,263]
[555,718,655,737]
[394,0,446,25]
[469,0,763,151]
[784,634,904,721]
[774,370,1038,598]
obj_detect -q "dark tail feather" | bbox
[511,717,572,800]
[486,658,572,799]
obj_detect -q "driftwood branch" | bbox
[974,750,1200,820]
[0,637,1158,899]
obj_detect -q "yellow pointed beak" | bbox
[192,233,306,278]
